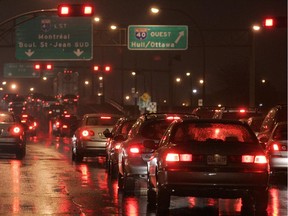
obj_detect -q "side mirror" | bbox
[103,129,112,138]
[143,140,158,150]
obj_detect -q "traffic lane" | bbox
[52,136,287,216]
[0,137,286,216]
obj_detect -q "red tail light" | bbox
[62,124,68,129]
[242,155,267,164]
[10,126,22,135]
[101,116,111,120]
[166,153,193,162]
[270,142,287,151]
[130,147,140,154]
[166,116,180,120]
[115,143,121,150]
[81,129,94,137]
[22,114,28,118]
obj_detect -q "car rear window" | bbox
[86,116,119,126]
[141,120,171,140]
[171,122,256,144]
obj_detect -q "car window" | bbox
[171,123,255,144]
[272,123,287,140]
[0,113,14,122]
[86,117,118,126]
[141,120,170,140]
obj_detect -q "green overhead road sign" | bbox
[16,16,93,60]
[4,63,40,78]
[128,25,188,50]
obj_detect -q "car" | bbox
[20,113,38,137]
[117,113,197,194]
[61,94,79,105]
[0,111,26,159]
[212,106,263,121]
[246,116,265,136]
[265,121,287,175]
[71,113,122,162]
[47,104,66,119]
[146,118,269,214]
[53,114,79,137]
[104,117,137,179]
[8,96,27,116]
[192,106,220,119]
[257,104,287,144]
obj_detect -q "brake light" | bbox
[166,116,180,120]
[62,124,68,129]
[242,155,267,164]
[64,114,71,118]
[166,153,193,162]
[130,147,140,154]
[33,122,37,127]
[239,109,246,113]
[115,143,121,150]
[22,114,28,118]
[101,116,111,120]
[81,129,94,137]
[10,126,22,135]
[272,143,280,151]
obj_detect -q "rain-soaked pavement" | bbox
[0,135,287,216]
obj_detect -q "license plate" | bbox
[207,154,227,165]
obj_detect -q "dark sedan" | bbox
[146,118,269,215]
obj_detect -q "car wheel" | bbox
[123,174,135,195]
[118,172,124,190]
[254,189,268,214]
[241,195,254,214]
[16,148,26,160]
[109,161,118,180]
[156,186,170,211]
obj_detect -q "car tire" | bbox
[254,189,268,214]
[123,174,135,195]
[156,186,170,211]
[118,172,124,190]
[16,148,26,160]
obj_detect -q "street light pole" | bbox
[150,7,206,106]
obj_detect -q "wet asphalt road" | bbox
[0,135,287,216]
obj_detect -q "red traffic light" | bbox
[93,65,100,71]
[263,18,274,27]
[34,64,41,70]
[57,4,94,17]
[46,64,53,70]
[104,66,111,72]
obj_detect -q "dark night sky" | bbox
[0,0,286,108]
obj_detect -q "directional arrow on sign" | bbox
[74,49,84,57]
[25,49,34,57]
[175,31,184,44]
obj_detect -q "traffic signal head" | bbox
[57,4,94,17]
[263,16,287,28]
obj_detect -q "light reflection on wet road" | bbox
[0,136,286,216]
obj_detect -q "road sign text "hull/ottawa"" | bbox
[128,25,188,50]
[16,16,93,60]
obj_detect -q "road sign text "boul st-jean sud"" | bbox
[128,25,188,50]
[16,16,92,60]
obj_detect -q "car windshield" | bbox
[171,122,255,144]
[0,113,14,122]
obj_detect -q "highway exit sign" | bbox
[128,25,188,50]
[16,16,93,60]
